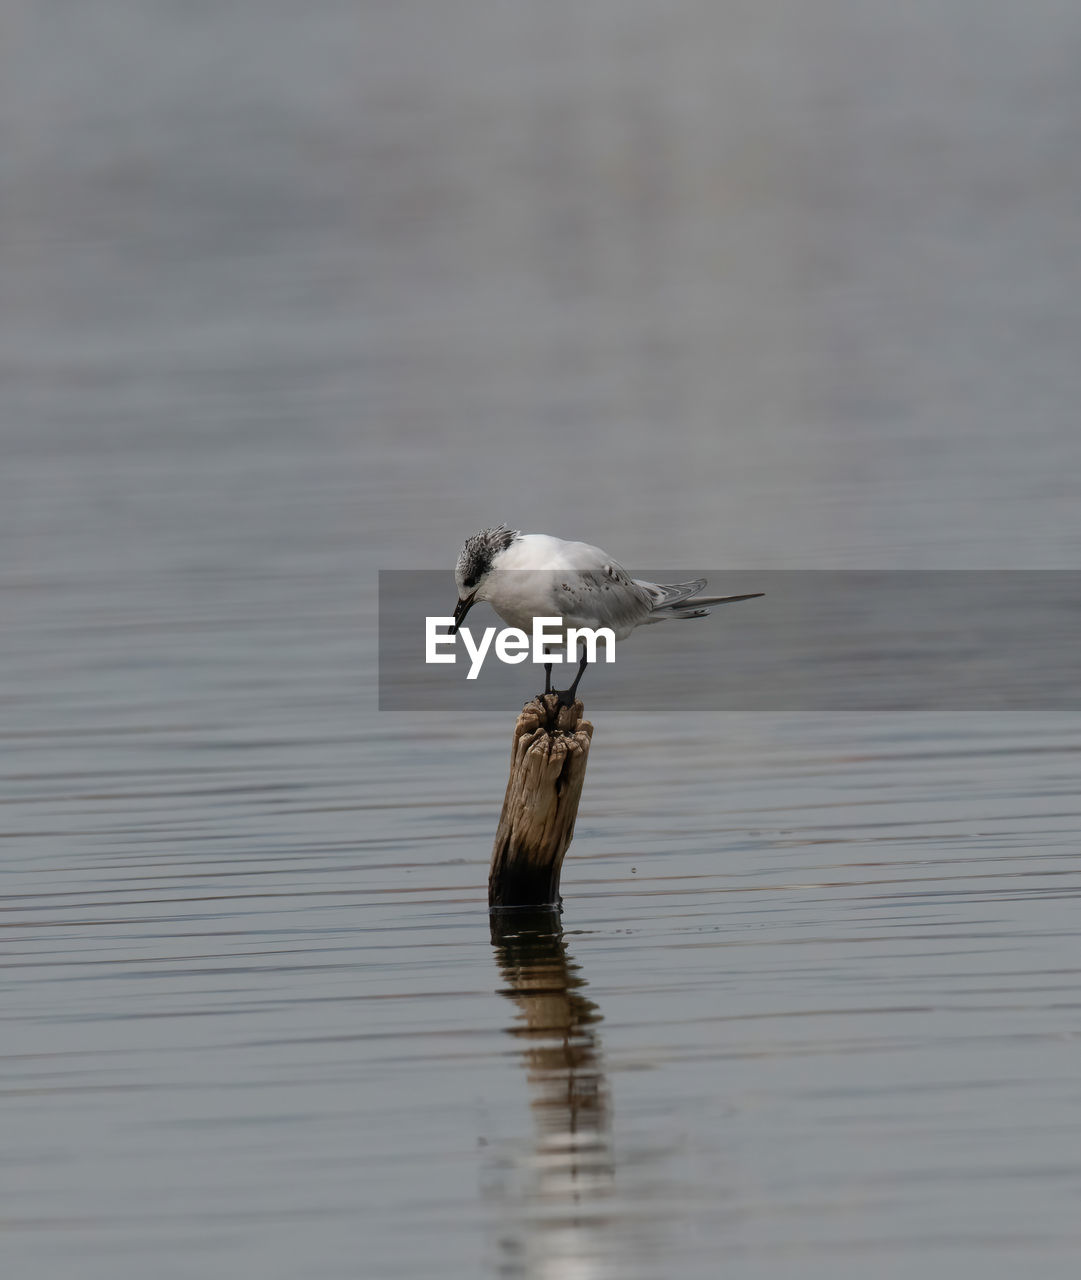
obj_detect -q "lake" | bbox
[3,2,1081,1277]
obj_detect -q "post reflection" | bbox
[487,910,614,1280]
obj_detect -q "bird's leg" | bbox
[543,662,553,696]
[556,654,588,707]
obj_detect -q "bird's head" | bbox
[451,524,519,632]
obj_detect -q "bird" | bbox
[450,525,763,703]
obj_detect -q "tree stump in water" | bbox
[489,695,594,909]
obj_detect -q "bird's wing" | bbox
[633,580,765,622]
[632,577,709,609]
[673,591,764,608]
[552,564,655,633]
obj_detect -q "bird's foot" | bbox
[529,690,581,724]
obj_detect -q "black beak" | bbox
[451,593,477,634]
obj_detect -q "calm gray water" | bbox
[3,3,1081,1278]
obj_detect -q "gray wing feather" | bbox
[556,564,654,631]
[633,577,709,609]
[636,581,765,623]
[552,566,762,631]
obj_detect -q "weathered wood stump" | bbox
[489,695,594,909]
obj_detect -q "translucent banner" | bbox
[378,570,1081,711]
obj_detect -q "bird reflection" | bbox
[487,910,614,1279]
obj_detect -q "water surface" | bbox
[3,2,1081,1277]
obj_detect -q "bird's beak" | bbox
[451,592,477,634]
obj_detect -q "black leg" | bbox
[555,653,588,706]
[543,663,553,696]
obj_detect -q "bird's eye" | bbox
[464,577,476,590]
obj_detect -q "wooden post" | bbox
[489,694,594,909]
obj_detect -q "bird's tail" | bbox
[637,577,764,622]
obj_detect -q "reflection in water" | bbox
[488,911,614,1280]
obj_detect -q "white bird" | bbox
[451,525,762,701]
